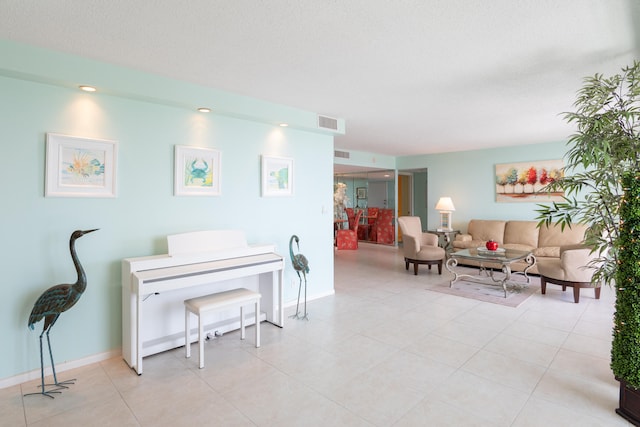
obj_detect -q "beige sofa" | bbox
[451,219,588,274]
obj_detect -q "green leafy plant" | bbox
[536,61,640,287]
[537,62,640,392]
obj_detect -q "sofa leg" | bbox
[437,260,442,275]
[405,259,409,270]
[413,263,419,275]
[595,286,601,300]
[541,276,547,295]
[573,286,580,303]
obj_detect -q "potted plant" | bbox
[536,61,640,424]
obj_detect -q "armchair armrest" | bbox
[402,234,420,258]
[421,233,439,247]
[560,244,597,282]
[455,234,472,242]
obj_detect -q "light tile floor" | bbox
[3,243,630,426]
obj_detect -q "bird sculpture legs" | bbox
[289,272,303,319]
[289,272,309,320]
[24,322,75,398]
[301,273,309,320]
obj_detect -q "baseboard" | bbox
[0,348,121,390]
[284,289,335,307]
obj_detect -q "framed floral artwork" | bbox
[262,155,293,197]
[45,133,118,198]
[174,145,221,196]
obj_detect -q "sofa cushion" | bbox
[504,221,539,247]
[538,223,587,248]
[467,220,506,244]
[452,239,487,250]
[533,246,560,258]
[502,243,536,252]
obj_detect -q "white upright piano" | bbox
[122,230,284,374]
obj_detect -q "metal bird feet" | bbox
[24,229,98,398]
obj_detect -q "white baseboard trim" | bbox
[284,289,335,307]
[0,348,121,390]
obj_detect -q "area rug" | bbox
[429,269,540,308]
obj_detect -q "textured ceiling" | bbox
[1,0,638,156]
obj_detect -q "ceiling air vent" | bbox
[318,115,339,131]
[334,150,350,159]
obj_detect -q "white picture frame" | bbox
[174,145,221,196]
[45,133,118,198]
[261,155,293,197]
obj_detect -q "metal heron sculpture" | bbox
[25,229,98,398]
[289,235,310,320]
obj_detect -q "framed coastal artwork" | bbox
[174,145,221,196]
[261,155,293,197]
[495,159,564,203]
[45,133,118,198]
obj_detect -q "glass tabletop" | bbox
[451,247,532,262]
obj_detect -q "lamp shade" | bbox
[435,197,455,211]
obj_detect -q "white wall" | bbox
[0,44,335,383]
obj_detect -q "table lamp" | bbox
[435,197,455,231]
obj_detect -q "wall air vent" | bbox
[334,150,350,159]
[318,115,339,131]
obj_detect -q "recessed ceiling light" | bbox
[197,107,211,113]
[279,123,289,127]
[79,85,97,92]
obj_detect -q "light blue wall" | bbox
[397,141,569,231]
[0,43,335,382]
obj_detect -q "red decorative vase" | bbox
[486,240,499,251]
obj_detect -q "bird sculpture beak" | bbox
[83,228,99,235]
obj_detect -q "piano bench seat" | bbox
[184,288,261,369]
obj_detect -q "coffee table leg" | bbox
[445,257,459,287]
[500,263,512,298]
[522,254,536,283]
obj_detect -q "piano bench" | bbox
[184,288,261,369]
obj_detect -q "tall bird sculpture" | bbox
[25,229,98,398]
[289,235,310,320]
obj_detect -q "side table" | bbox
[427,229,460,252]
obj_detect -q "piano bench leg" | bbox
[185,309,191,359]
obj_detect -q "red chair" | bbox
[337,211,362,250]
[358,207,378,241]
[345,208,355,230]
[371,209,394,244]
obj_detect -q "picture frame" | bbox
[356,187,367,199]
[45,133,118,198]
[495,159,564,203]
[261,155,293,197]
[174,145,221,196]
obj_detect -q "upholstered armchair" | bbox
[397,216,446,275]
[537,244,601,303]
[336,210,362,250]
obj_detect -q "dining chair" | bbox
[336,210,362,250]
[371,208,394,244]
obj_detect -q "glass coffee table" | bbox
[446,248,536,298]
